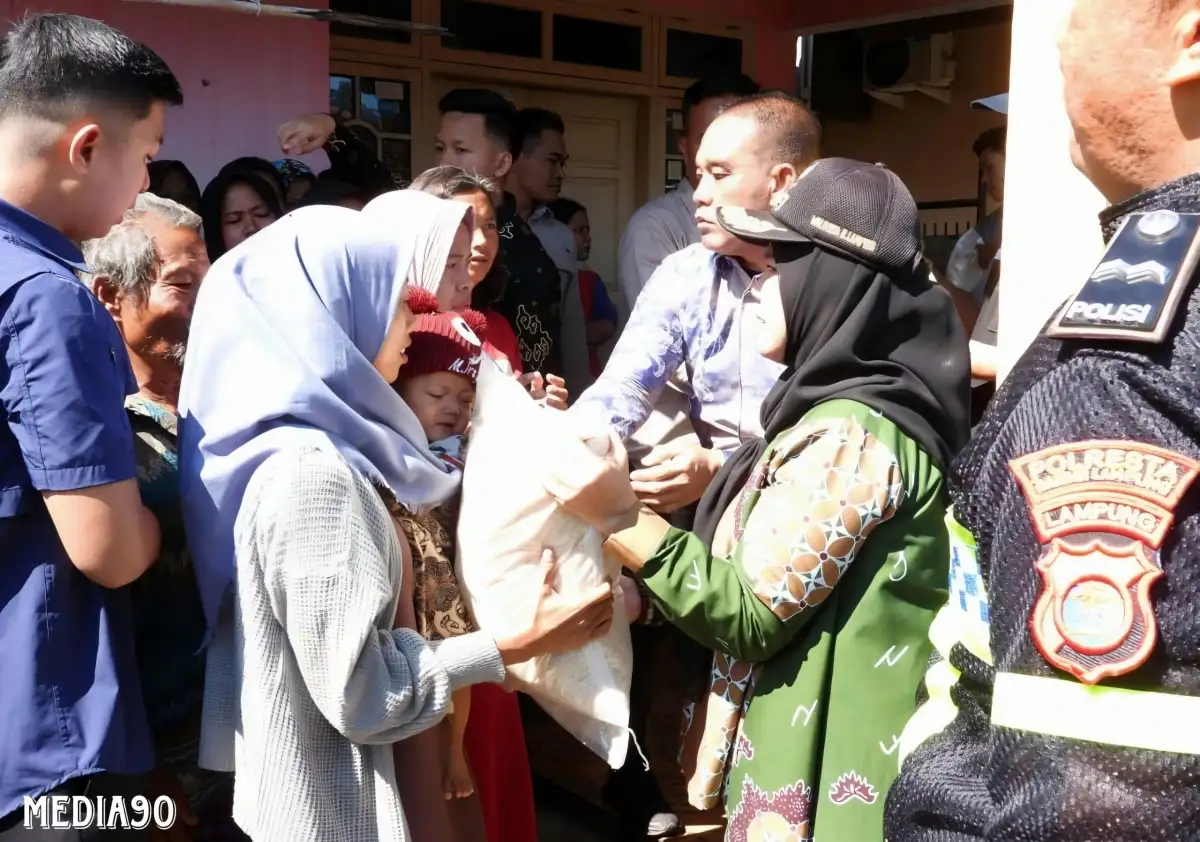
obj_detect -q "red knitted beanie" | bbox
[397,287,489,385]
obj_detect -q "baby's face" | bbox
[400,371,475,442]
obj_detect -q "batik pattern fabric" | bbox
[570,243,784,454]
[273,158,314,189]
[125,396,231,818]
[381,454,473,643]
[493,193,563,376]
[637,400,951,842]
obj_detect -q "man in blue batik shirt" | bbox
[572,92,822,514]
[0,13,182,836]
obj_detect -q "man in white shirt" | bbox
[946,124,1005,308]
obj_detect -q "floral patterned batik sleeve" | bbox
[640,416,906,663]
[738,417,906,623]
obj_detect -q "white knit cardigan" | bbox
[198,446,506,842]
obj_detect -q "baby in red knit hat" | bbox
[395,288,487,467]
[390,288,489,802]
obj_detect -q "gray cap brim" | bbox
[715,206,808,245]
[971,93,1009,114]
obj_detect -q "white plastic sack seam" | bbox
[456,358,632,768]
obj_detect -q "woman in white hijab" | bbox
[362,191,485,839]
[179,206,613,842]
[367,186,571,412]
[363,190,474,310]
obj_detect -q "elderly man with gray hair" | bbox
[82,193,241,838]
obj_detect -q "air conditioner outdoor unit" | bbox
[862,33,956,109]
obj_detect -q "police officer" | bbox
[885,1,1200,838]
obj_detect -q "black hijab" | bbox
[693,243,971,544]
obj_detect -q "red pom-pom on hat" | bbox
[406,287,439,315]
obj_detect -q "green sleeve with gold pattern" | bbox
[639,400,909,662]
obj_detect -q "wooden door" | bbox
[527,88,638,303]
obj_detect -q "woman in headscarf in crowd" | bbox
[546,161,971,842]
[200,169,282,262]
[272,158,317,210]
[361,189,474,312]
[359,189,483,842]
[178,206,614,842]
[404,165,541,842]
[147,160,202,215]
[409,166,522,374]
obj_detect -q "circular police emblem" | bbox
[1137,210,1180,240]
[1060,579,1127,651]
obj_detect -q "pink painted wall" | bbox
[1,0,330,186]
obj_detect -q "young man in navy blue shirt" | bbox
[0,13,182,837]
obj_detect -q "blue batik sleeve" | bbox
[570,261,688,440]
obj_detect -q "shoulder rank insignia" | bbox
[1046,210,1200,344]
[1010,441,1200,684]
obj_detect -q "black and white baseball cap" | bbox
[715,158,923,274]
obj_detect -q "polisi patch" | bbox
[1047,211,1200,344]
[1010,441,1200,684]
[1061,301,1152,326]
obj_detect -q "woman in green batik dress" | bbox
[549,170,970,842]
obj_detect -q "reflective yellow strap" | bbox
[992,672,1200,754]
[895,510,995,767]
[897,660,959,765]
[897,606,995,766]
[928,601,993,667]
[946,507,976,555]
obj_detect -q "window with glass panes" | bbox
[329,74,413,186]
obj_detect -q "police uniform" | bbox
[883,173,1200,841]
